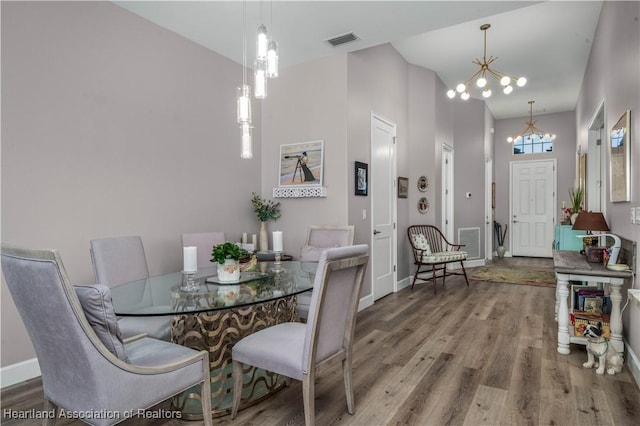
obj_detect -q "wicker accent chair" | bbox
[407,225,469,293]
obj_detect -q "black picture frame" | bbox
[355,161,368,196]
[398,177,408,198]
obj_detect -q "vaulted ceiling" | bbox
[115,1,603,119]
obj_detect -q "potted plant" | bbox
[251,193,281,251]
[211,242,249,282]
[569,187,584,224]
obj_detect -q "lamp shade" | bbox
[572,211,610,232]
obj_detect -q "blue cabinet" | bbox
[554,225,586,251]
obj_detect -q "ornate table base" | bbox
[171,295,297,419]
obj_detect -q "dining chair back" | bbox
[90,235,149,286]
[1,244,212,426]
[297,225,355,320]
[231,244,369,426]
[181,232,226,269]
[90,235,169,340]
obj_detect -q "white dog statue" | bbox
[582,322,624,375]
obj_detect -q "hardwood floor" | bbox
[2,257,639,425]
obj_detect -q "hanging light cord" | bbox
[242,0,247,87]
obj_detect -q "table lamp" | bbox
[572,211,614,263]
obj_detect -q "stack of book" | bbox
[570,286,611,338]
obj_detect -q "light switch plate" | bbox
[636,206,640,224]
[632,207,636,224]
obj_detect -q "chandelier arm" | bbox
[463,68,484,86]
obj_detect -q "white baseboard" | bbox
[397,276,410,292]
[358,294,374,312]
[625,338,640,389]
[1,357,41,389]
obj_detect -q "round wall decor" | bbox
[418,197,429,214]
[417,176,429,192]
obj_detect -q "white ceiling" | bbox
[114,1,603,119]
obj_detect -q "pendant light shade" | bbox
[237,84,251,124]
[267,41,279,78]
[256,24,268,60]
[241,123,253,159]
[254,59,267,99]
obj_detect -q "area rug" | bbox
[470,266,556,287]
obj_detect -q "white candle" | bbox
[272,231,283,252]
[252,234,257,246]
[183,246,197,273]
[562,201,566,209]
[242,232,248,244]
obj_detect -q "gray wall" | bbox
[493,110,578,249]
[260,53,349,257]
[574,0,640,368]
[347,44,410,291]
[1,1,261,365]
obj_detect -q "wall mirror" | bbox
[609,110,631,202]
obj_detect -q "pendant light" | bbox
[237,0,252,158]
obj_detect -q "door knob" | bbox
[373,230,381,235]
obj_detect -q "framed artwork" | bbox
[609,110,630,202]
[278,140,324,187]
[417,176,429,192]
[492,182,496,209]
[398,177,408,198]
[418,197,429,214]
[355,161,368,196]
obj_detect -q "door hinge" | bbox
[393,137,397,144]
[393,223,396,229]
[393,265,396,272]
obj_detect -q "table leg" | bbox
[556,273,571,355]
[608,283,625,355]
[554,272,559,321]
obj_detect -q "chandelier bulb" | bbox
[456,83,466,93]
[447,89,456,99]
[476,77,487,88]
[507,136,514,143]
[503,85,513,95]
[461,91,470,101]
[517,77,527,87]
[500,76,511,86]
[482,88,492,98]
[237,84,252,124]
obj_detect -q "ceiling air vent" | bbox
[326,32,359,47]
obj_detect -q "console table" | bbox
[553,250,632,355]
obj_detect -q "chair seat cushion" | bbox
[74,284,129,362]
[125,336,200,367]
[233,322,306,381]
[421,251,468,263]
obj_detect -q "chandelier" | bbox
[507,101,556,143]
[254,0,279,99]
[447,24,526,100]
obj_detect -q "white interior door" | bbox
[485,158,493,260]
[510,159,556,257]
[441,145,454,241]
[371,113,396,300]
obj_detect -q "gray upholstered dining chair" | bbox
[180,231,226,269]
[230,244,368,426]
[297,225,355,320]
[1,245,212,426]
[90,236,170,340]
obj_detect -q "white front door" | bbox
[371,113,396,300]
[510,159,556,257]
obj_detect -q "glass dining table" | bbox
[110,260,317,419]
